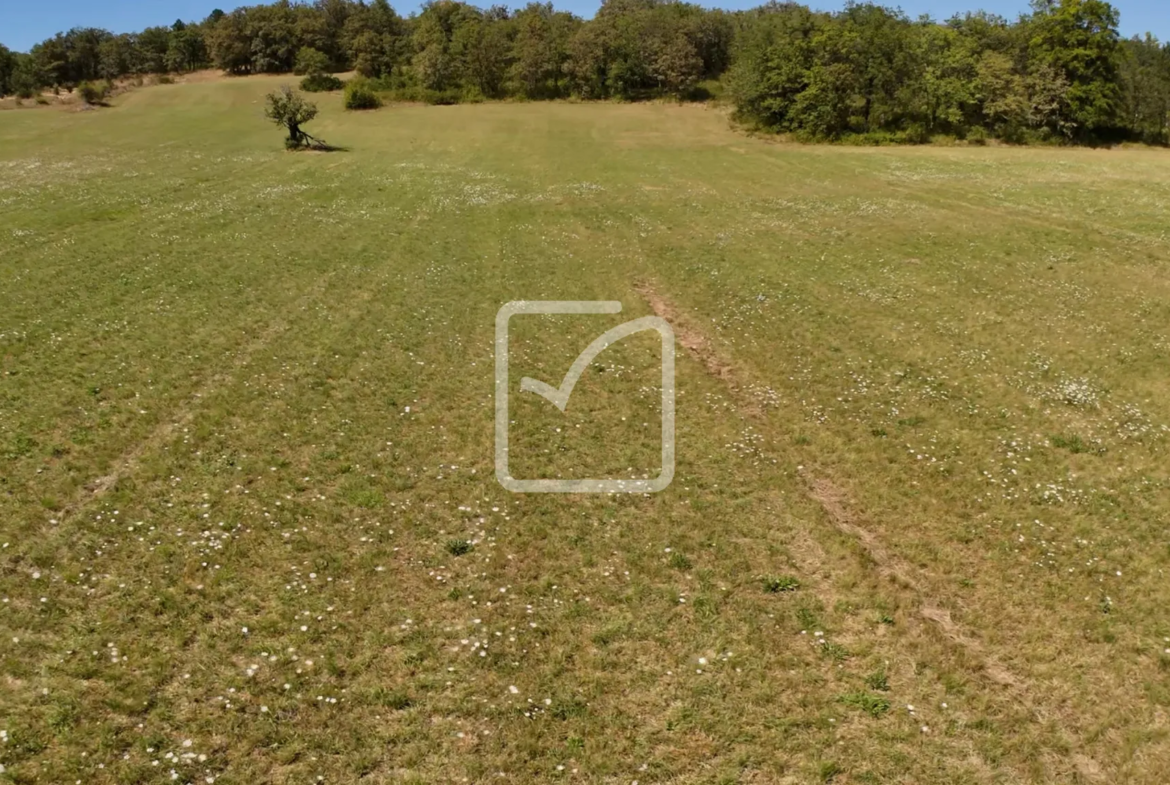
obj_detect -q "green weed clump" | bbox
[446,539,473,556]
[839,691,891,718]
[764,575,800,593]
[864,669,890,691]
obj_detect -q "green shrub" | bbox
[966,126,990,145]
[78,80,110,105]
[997,124,1029,145]
[35,96,49,105]
[156,75,174,85]
[389,85,457,105]
[343,78,382,110]
[899,123,930,144]
[426,89,460,105]
[294,46,330,77]
[300,73,344,92]
[459,86,486,104]
[840,130,901,146]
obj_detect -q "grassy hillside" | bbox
[2,78,1170,784]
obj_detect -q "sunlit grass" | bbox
[2,77,1170,783]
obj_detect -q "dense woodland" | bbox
[1,0,1168,144]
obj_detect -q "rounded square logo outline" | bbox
[495,300,675,493]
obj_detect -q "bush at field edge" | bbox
[343,78,381,110]
[301,73,344,93]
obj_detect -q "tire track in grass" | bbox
[633,279,1108,782]
[54,269,341,527]
[802,474,1022,691]
[801,475,1106,783]
[634,279,1122,782]
[634,280,1040,698]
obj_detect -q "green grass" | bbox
[764,574,800,592]
[2,76,1170,783]
[838,690,892,718]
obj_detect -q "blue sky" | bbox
[3,0,1166,52]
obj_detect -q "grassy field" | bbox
[2,76,1170,784]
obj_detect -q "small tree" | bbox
[264,86,322,149]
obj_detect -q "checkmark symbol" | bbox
[520,315,665,412]
[495,299,675,493]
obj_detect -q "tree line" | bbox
[1,0,1167,144]
[731,0,1169,143]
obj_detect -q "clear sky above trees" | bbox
[3,0,1166,51]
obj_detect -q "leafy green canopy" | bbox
[728,0,1165,143]
[4,0,1167,144]
[263,85,320,148]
